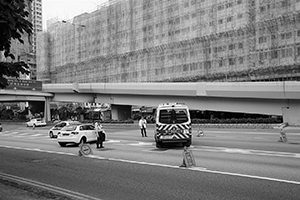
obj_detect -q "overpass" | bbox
[1,81,300,125]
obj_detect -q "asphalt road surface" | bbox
[0,123,299,199]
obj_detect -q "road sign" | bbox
[6,78,42,91]
[181,147,196,168]
[78,144,93,156]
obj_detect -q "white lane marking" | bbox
[205,131,276,135]
[104,140,121,143]
[4,131,19,135]
[0,172,102,200]
[193,146,300,159]
[128,142,153,146]
[18,133,31,136]
[30,134,43,137]
[0,131,10,134]
[1,144,300,185]
[205,130,300,136]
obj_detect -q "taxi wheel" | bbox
[78,138,86,146]
[49,131,54,138]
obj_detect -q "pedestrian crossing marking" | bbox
[31,134,43,137]
[18,133,31,136]
[0,131,47,138]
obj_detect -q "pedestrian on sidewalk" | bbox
[139,116,147,137]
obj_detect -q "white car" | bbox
[26,118,47,127]
[48,120,81,138]
[57,124,97,147]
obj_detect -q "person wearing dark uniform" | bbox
[95,122,105,148]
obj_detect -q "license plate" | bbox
[162,135,173,139]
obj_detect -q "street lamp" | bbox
[61,20,86,83]
[61,20,85,63]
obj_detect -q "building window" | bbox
[297,46,300,55]
[271,50,278,59]
[228,44,235,50]
[239,57,244,64]
[281,49,286,58]
[229,58,235,65]
[286,32,292,39]
[238,42,243,49]
[227,16,233,22]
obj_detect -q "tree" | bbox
[0,0,33,89]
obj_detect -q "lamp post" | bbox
[61,20,86,83]
[62,20,85,62]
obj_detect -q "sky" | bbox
[42,0,108,29]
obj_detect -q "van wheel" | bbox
[183,140,191,147]
[156,142,163,148]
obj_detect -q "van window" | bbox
[159,109,188,124]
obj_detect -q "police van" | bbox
[154,102,192,148]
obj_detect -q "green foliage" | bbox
[0,108,14,119]
[0,0,33,88]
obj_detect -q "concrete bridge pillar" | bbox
[111,104,132,121]
[44,97,51,122]
[282,100,300,126]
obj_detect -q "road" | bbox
[0,123,300,199]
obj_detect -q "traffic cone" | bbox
[180,158,187,167]
[180,146,188,167]
[197,129,204,137]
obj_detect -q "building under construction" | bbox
[37,0,300,84]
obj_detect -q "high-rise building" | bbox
[8,0,43,80]
[37,0,300,84]
[31,0,43,53]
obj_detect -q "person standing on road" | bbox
[278,122,288,142]
[139,116,147,137]
[94,121,101,148]
[95,121,105,148]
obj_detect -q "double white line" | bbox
[0,172,102,200]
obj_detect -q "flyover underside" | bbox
[0,95,46,102]
[96,93,300,125]
[95,94,290,116]
[51,93,95,103]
